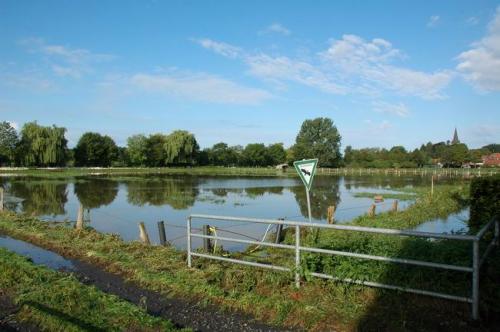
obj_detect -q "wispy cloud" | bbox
[193,38,242,58]
[456,6,500,91]
[196,34,452,99]
[130,71,272,105]
[260,23,291,36]
[372,101,410,117]
[427,15,440,28]
[19,37,114,78]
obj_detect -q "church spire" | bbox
[451,127,460,144]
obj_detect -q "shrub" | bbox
[469,175,500,228]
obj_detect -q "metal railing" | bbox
[186,214,499,320]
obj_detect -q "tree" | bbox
[267,143,287,165]
[482,144,500,153]
[0,121,18,166]
[164,130,199,166]
[146,134,168,167]
[442,143,469,167]
[292,117,342,167]
[242,143,269,166]
[127,134,148,166]
[207,142,240,166]
[18,122,68,166]
[74,132,118,167]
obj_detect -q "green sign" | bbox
[293,159,318,190]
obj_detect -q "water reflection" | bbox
[290,177,341,220]
[7,179,68,216]
[126,176,200,209]
[1,174,465,250]
[74,178,118,209]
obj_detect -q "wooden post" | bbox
[203,224,212,252]
[139,222,150,245]
[157,221,167,246]
[275,222,284,244]
[368,204,376,217]
[391,200,398,212]
[431,175,434,196]
[327,205,336,224]
[76,203,84,230]
[0,187,4,211]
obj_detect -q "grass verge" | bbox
[0,247,185,332]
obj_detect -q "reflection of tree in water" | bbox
[343,175,429,190]
[245,186,283,198]
[74,178,119,209]
[290,177,341,220]
[6,178,68,216]
[126,176,200,210]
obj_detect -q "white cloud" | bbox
[245,54,347,94]
[320,34,452,99]
[260,23,291,36]
[196,34,452,99]
[19,38,113,78]
[372,101,410,117]
[194,38,242,58]
[7,121,19,130]
[456,7,500,91]
[427,15,440,28]
[130,71,272,105]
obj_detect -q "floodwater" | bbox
[0,235,75,270]
[0,174,467,250]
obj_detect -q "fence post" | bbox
[275,220,284,244]
[187,217,192,267]
[472,240,480,320]
[327,205,336,224]
[76,203,84,230]
[158,221,167,246]
[391,200,398,212]
[0,187,4,211]
[203,224,212,252]
[295,225,300,288]
[139,222,151,245]
[368,204,376,217]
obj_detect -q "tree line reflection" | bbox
[1,175,421,219]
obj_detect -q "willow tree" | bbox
[18,122,68,166]
[164,130,199,166]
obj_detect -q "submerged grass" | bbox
[352,191,416,200]
[0,183,498,331]
[0,247,184,332]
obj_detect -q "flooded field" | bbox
[0,174,468,250]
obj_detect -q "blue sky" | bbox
[1,1,499,150]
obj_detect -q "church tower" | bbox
[451,128,460,145]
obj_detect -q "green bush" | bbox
[470,175,500,228]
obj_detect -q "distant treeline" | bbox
[0,119,498,168]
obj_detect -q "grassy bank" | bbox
[0,247,184,332]
[0,182,498,331]
[0,166,293,178]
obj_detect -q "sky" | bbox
[0,0,499,150]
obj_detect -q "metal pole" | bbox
[295,225,300,288]
[306,187,312,222]
[472,240,480,320]
[187,217,192,268]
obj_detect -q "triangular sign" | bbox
[293,159,318,191]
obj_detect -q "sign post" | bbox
[293,159,318,222]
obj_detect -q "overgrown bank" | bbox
[0,247,184,331]
[0,184,498,331]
